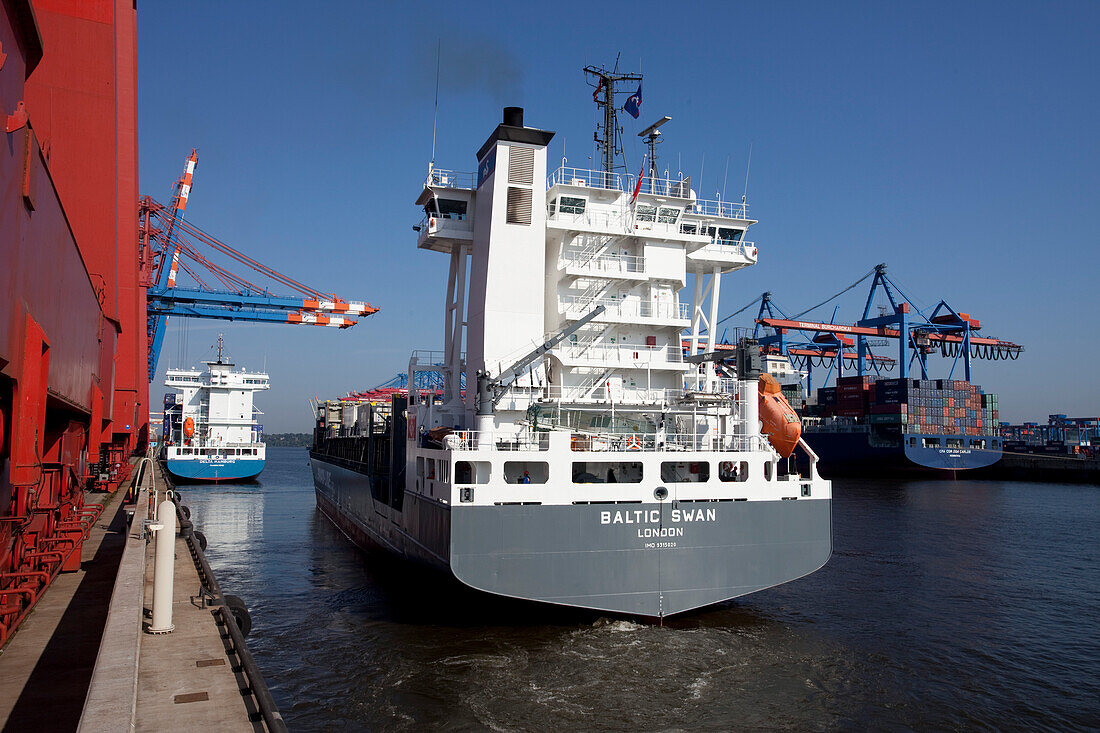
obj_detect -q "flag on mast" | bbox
[631,154,647,204]
[623,83,642,119]
[593,77,604,102]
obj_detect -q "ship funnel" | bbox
[503,106,524,128]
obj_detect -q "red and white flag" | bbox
[592,77,604,102]
[631,154,647,204]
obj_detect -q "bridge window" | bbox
[635,204,656,222]
[660,461,709,483]
[717,227,743,244]
[657,207,680,224]
[680,222,698,235]
[559,196,586,214]
[427,198,467,220]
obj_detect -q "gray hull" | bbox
[312,455,832,617]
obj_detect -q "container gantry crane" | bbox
[138,151,379,380]
[752,263,1023,390]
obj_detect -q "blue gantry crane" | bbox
[137,150,378,380]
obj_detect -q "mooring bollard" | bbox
[148,499,177,634]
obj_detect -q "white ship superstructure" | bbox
[312,90,832,617]
[163,335,268,481]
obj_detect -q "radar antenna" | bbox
[639,116,671,193]
[584,61,642,188]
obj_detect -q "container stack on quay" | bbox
[806,376,998,437]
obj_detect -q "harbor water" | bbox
[181,448,1099,731]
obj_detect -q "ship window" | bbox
[455,460,491,484]
[504,461,549,484]
[660,461,710,483]
[946,438,963,448]
[680,222,698,235]
[971,440,985,449]
[416,457,425,479]
[923,438,941,448]
[764,462,773,481]
[572,461,643,484]
[657,207,680,224]
[635,204,656,222]
[717,461,749,483]
[559,196,586,214]
[431,198,467,220]
[717,227,743,244]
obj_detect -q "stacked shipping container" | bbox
[809,377,998,436]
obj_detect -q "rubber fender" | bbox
[224,594,252,637]
[193,530,207,552]
[179,504,191,520]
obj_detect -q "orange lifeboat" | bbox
[183,416,195,439]
[758,373,801,458]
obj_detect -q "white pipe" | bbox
[148,499,176,634]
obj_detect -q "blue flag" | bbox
[623,84,642,119]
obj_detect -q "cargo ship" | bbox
[1,0,147,646]
[161,336,268,482]
[310,70,832,619]
[798,375,1003,476]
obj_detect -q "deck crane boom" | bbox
[138,151,379,381]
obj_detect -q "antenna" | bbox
[638,116,671,194]
[216,333,224,364]
[584,61,643,188]
[722,153,730,200]
[742,143,753,204]
[430,40,441,172]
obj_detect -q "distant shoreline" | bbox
[265,433,312,447]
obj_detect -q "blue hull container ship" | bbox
[162,336,268,482]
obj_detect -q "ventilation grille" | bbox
[508,146,534,185]
[506,187,533,225]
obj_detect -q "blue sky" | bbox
[139,1,1099,431]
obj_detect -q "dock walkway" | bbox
[1,459,282,732]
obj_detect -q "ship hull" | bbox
[311,453,832,617]
[804,431,1001,477]
[165,457,265,482]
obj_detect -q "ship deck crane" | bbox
[138,151,378,380]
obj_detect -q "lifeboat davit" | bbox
[183,416,195,439]
[758,373,801,458]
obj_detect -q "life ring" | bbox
[626,435,642,450]
[183,416,195,438]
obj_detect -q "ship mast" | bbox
[584,61,642,188]
[216,333,224,364]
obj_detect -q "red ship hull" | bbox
[0,0,145,646]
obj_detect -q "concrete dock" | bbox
[0,459,283,732]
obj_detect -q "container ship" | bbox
[310,69,832,619]
[161,336,268,482]
[799,375,1003,476]
[1,0,146,646]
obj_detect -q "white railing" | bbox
[549,166,693,199]
[443,430,550,452]
[548,166,630,191]
[558,342,683,366]
[561,250,645,275]
[692,240,757,259]
[569,430,766,453]
[543,385,686,404]
[426,168,476,190]
[688,198,750,219]
[561,295,690,322]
